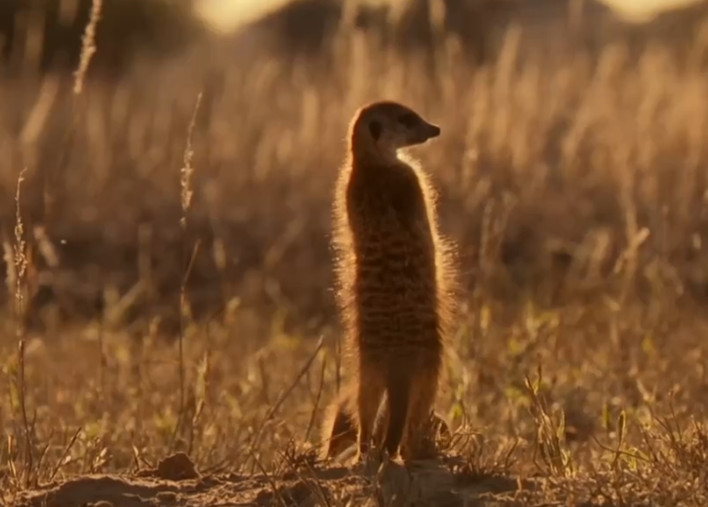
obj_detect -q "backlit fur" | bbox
[321,100,458,462]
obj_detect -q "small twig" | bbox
[32,438,52,484]
[591,434,651,464]
[249,449,287,507]
[181,240,202,291]
[200,455,233,476]
[96,286,107,409]
[130,443,154,472]
[277,448,332,507]
[48,427,82,482]
[304,352,327,443]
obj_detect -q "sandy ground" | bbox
[12,452,522,506]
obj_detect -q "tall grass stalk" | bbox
[12,167,32,487]
[171,92,203,450]
[74,0,103,95]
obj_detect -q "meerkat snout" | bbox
[396,109,440,144]
[403,119,439,146]
[420,122,440,140]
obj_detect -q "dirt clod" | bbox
[155,452,200,481]
[136,452,199,481]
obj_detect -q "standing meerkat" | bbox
[324,100,457,462]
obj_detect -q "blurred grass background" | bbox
[2,1,708,504]
[1,0,708,331]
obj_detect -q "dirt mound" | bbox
[12,453,520,506]
[136,452,200,481]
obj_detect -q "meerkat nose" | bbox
[427,124,441,138]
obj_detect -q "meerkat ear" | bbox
[369,120,382,140]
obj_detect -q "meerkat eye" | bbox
[369,120,382,140]
[398,113,418,128]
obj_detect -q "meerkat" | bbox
[325,100,457,462]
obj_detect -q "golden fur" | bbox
[321,100,457,462]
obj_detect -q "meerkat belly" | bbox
[353,234,440,352]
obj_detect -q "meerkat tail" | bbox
[319,387,357,460]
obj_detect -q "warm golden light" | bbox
[195,0,702,32]
[196,0,292,32]
[599,0,701,21]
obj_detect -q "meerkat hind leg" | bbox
[356,366,386,461]
[382,371,411,459]
[401,364,439,461]
[321,388,390,460]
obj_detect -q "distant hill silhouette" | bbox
[3,0,706,78]
[627,0,708,49]
[235,0,613,61]
[236,0,708,64]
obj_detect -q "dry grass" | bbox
[1,14,708,506]
[73,0,103,96]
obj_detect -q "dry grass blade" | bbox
[524,367,572,478]
[11,167,34,488]
[247,336,324,468]
[49,427,82,482]
[74,0,103,95]
[171,92,203,452]
[180,92,203,229]
[304,352,327,443]
[249,449,287,507]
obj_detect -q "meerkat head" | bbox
[349,101,440,162]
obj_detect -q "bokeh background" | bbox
[3,2,708,504]
[2,0,708,331]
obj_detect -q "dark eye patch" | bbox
[398,112,418,128]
